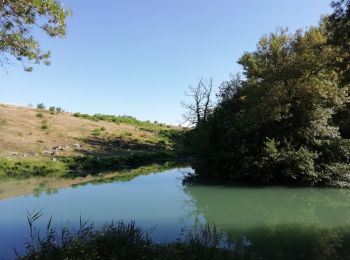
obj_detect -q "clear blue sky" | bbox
[1,0,332,124]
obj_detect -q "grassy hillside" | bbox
[0,103,187,178]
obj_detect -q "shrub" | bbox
[0,159,67,177]
[92,128,102,136]
[36,112,43,118]
[36,103,45,109]
[41,119,49,130]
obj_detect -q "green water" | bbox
[1,167,350,259]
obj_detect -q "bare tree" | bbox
[181,78,214,126]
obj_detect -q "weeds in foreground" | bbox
[17,212,233,260]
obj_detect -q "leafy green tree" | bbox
[325,0,350,84]
[324,0,350,137]
[0,0,70,71]
[193,27,350,185]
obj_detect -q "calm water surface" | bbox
[1,167,350,259]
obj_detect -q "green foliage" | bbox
[192,25,350,185]
[60,151,177,173]
[55,107,62,113]
[19,216,232,260]
[73,112,169,129]
[325,0,350,84]
[91,128,102,136]
[0,159,67,178]
[36,103,45,110]
[324,0,350,137]
[36,112,43,118]
[0,0,70,71]
[49,106,55,112]
[120,131,132,137]
[41,119,49,130]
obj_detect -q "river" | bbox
[1,167,350,259]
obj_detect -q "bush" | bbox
[0,159,67,177]
[36,103,45,109]
[49,106,55,112]
[41,119,49,130]
[91,128,102,136]
[36,112,43,118]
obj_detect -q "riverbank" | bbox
[0,103,190,179]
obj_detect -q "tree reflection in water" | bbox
[183,181,350,259]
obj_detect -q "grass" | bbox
[0,104,190,181]
[91,128,102,136]
[0,118,8,125]
[41,119,49,130]
[18,215,233,260]
[120,130,133,137]
[73,112,172,131]
[0,104,186,159]
[0,159,67,178]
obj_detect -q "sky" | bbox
[1,0,332,125]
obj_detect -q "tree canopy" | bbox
[0,0,70,71]
[190,0,350,186]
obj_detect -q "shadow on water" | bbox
[182,180,350,259]
[4,167,350,259]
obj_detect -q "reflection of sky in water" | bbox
[2,167,350,259]
[0,168,196,258]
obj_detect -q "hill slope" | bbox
[0,103,185,177]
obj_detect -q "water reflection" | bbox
[2,168,350,259]
[184,182,350,259]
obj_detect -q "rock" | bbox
[42,145,62,155]
[52,146,63,151]
[73,143,83,150]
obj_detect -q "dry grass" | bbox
[0,103,181,159]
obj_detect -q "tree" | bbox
[0,0,70,71]
[325,0,350,84]
[181,78,214,126]
[37,103,45,109]
[192,27,350,186]
[324,0,350,137]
